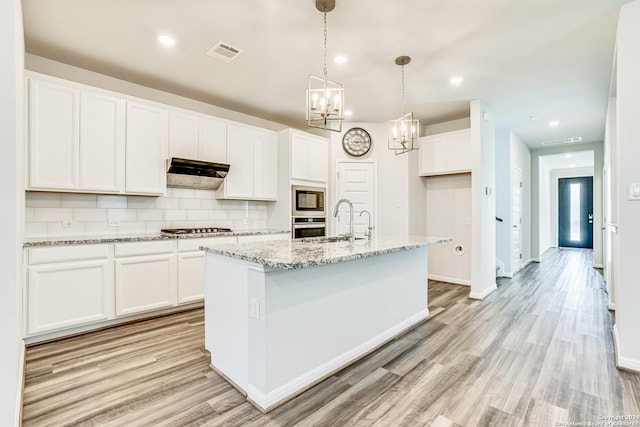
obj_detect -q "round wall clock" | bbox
[342,127,372,157]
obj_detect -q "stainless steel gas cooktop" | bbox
[160,227,232,235]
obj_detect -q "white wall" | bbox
[470,100,497,299]
[328,122,410,237]
[425,174,472,285]
[538,158,552,256]
[613,0,640,371]
[0,0,24,423]
[603,97,617,308]
[509,131,532,272]
[495,128,510,274]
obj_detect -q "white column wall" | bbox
[0,0,25,423]
[469,100,497,299]
[613,0,640,370]
[510,131,532,269]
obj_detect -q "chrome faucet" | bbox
[333,198,354,242]
[360,210,372,240]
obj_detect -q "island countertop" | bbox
[201,235,452,270]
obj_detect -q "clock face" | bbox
[342,128,372,157]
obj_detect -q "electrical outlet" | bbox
[62,220,74,228]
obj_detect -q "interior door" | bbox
[558,176,593,248]
[336,162,375,237]
[511,167,523,273]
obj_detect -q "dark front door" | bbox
[558,176,593,248]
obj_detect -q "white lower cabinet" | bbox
[176,236,236,304]
[26,244,114,335]
[114,241,176,316]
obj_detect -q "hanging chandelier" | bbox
[306,0,344,133]
[388,56,419,154]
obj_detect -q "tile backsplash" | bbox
[25,188,268,238]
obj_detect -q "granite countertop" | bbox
[201,235,452,270]
[23,229,290,247]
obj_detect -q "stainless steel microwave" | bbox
[291,185,326,217]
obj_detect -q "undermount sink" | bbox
[301,235,366,243]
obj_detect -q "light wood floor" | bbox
[22,248,640,426]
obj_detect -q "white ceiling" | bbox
[21,0,630,149]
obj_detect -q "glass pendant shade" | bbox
[388,112,419,154]
[307,75,344,132]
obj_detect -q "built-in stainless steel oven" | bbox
[291,185,326,217]
[292,217,326,239]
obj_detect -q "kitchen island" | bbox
[201,235,451,412]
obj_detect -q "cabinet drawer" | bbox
[28,244,111,265]
[114,240,175,257]
[177,236,236,252]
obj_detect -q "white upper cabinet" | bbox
[169,112,226,163]
[285,130,328,183]
[28,78,80,190]
[79,91,126,192]
[125,101,168,195]
[198,117,227,163]
[218,124,278,201]
[419,128,472,176]
[169,112,199,159]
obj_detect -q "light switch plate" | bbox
[628,183,640,201]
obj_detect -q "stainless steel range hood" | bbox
[166,157,230,190]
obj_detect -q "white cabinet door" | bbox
[445,129,472,173]
[80,91,125,192]
[169,111,199,159]
[419,129,470,176]
[224,125,254,198]
[306,137,328,182]
[290,133,309,181]
[28,78,79,190]
[252,131,278,200]
[125,101,168,195]
[177,252,205,304]
[115,253,176,316]
[288,130,328,183]
[27,259,114,334]
[177,236,237,304]
[199,117,227,163]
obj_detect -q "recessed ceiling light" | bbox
[334,55,348,64]
[449,75,464,85]
[549,120,559,127]
[344,110,353,117]
[528,115,540,121]
[158,34,176,47]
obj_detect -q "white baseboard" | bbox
[593,263,604,269]
[15,341,25,427]
[469,283,497,300]
[428,274,470,286]
[608,302,615,311]
[531,258,541,263]
[502,272,513,279]
[247,310,430,412]
[613,324,640,373]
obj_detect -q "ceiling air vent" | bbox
[540,136,582,146]
[206,41,243,62]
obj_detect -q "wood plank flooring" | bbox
[22,248,640,426]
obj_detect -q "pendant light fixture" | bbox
[388,56,419,154]
[306,0,344,132]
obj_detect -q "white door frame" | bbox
[510,166,523,276]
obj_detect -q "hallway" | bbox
[22,248,640,426]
